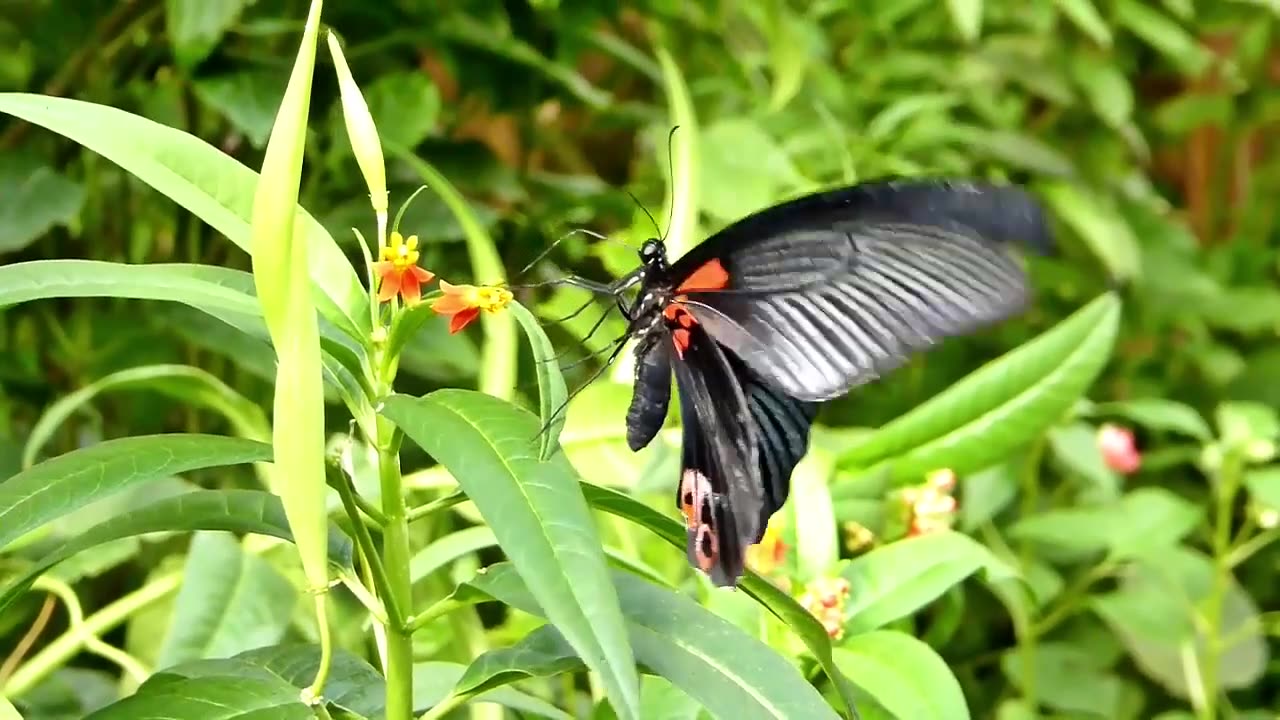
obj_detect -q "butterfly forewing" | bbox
[676,180,1050,401]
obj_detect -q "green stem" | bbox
[3,572,182,696]
[406,598,466,634]
[1199,450,1245,720]
[1226,527,1280,569]
[378,414,416,720]
[331,461,403,627]
[1032,562,1116,637]
[1017,437,1046,708]
[418,691,469,720]
[406,491,466,525]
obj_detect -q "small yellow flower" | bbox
[431,280,513,333]
[375,231,434,305]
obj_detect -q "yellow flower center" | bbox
[465,285,513,313]
[382,232,421,270]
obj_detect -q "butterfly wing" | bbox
[672,178,1052,401]
[668,321,762,586]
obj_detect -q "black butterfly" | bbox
[553,178,1052,587]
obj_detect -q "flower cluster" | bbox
[1097,423,1141,474]
[373,230,511,334]
[842,520,876,554]
[902,468,958,537]
[797,576,852,639]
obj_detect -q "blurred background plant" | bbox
[2,0,1279,719]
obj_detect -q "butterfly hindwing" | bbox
[668,319,761,586]
[674,179,1052,401]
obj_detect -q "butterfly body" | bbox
[609,177,1052,587]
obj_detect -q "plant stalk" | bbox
[377,414,415,720]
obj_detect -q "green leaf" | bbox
[454,624,584,697]
[842,293,1121,482]
[834,631,969,720]
[946,0,983,43]
[1089,398,1212,440]
[842,532,1014,633]
[1216,401,1280,446]
[22,364,269,469]
[192,71,289,148]
[0,435,271,551]
[509,300,568,460]
[165,0,253,67]
[1038,181,1141,282]
[1009,488,1202,561]
[1000,642,1139,717]
[1245,467,1280,510]
[0,696,20,720]
[466,564,840,720]
[1047,422,1121,500]
[141,644,384,717]
[382,390,641,720]
[0,489,352,616]
[0,158,84,253]
[157,532,297,667]
[1114,0,1212,75]
[409,526,498,584]
[1090,548,1267,697]
[957,462,1017,531]
[83,676,312,719]
[360,71,440,148]
[0,93,367,339]
[413,661,573,719]
[699,119,805,222]
[577,482,860,718]
[1054,0,1113,46]
[654,42,701,260]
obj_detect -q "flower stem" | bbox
[377,414,415,720]
[1198,450,1245,720]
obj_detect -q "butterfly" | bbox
[552,177,1052,587]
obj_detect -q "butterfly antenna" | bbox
[661,124,680,242]
[625,188,663,241]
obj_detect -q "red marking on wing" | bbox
[676,258,730,293]
[672,328,691,358]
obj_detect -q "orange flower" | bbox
[375,231,435,305]
[431,280,513,333]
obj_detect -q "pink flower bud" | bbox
[1097,423,1141,474]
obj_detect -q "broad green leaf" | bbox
[946,0,983,42]
[23,364,270,470]
[509,300,569,460]
[0,435,271,551]
[382,390,640,720]
[1216,402,1280,447]
[1006,506,1116,557]
[0,93,367,339]
[945,127,1076,177]
[1054,0,1113,46]
[1090,548,1267,697]
[578,482,860,718]
[1245,467,1280,510]
[166,0,253,67]
[0,159,84,253]
[1038,181,1141,282]
[842,293,1120,482]
[1089,398,1212,440]
[0,489,353,615]
[0,697,19,720]
[957,462,1017,531]
[83,676,312,719]
[1000,642,1139,717]
[192,71,288,148]
[466,564,840,720]
[248,0,331,606]
[1047,422,1121,500]
[409,526,498,584]
[157,532,297,667]
[413,661,573,719]
[454,624,584,696]
[834,631,969,720]
[359,71,440,148]
[1009,488,1200,561]
[639,676,703,720]
[1070,53,1133,127]
[153,645,385,717]
[388,148,516,400]
[842,531,1014,633]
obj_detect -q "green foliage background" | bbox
[1,1,1279,719]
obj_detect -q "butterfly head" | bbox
[639,238,668,270]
